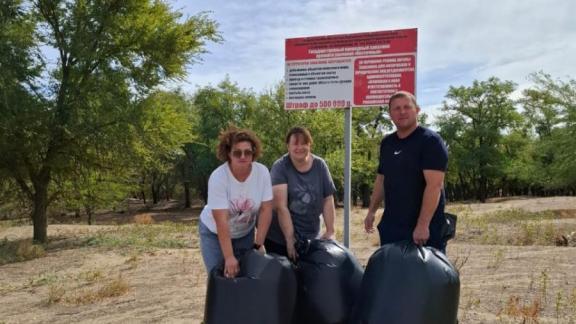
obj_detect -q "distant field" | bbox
[1,196,576,323]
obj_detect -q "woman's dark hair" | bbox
[285,126,313,146]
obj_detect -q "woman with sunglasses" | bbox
[199,126,273,278]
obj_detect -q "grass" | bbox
[28,272,60,287]
[133,213,155,224]
[451,248,471,274]
[47,284,66,304]
[45,272,130,305]
[0,222,197,266]
[66,276,129,305]
[0,218,32,228]
[78,270,104,283]
[124,253,141,269]
[487,248,505,270]
[456,209,576,246]
[498,295,541,323]
[0,239,45,265]
[83,222,196,251]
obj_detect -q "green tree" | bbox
[521,72,576,190]
[437,77,520,202]
[132,90,194,205]
[0,0,220,242]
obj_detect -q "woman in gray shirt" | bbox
[265,127,337,260]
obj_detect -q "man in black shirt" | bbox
[364,91,449,252]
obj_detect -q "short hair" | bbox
[388,91,419,109]
[216,126,262,162]
[285,126,313,146]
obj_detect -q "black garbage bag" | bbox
[204,250,297,324]
[350,241,460,324]
[294,239,364,324]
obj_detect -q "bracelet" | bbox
[253,243,262,250]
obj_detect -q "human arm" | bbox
[254,199,273,254]
[413,170,445,245]
[212,209,239,278]
[364,174,384,233]
[273,184,297,260]
[320,195,336,239]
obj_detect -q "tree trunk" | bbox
[184,182,191,208]
[32,171,51,243]
[360,183,371,208]
[152,183,159,205]
[85,206,93,225]
[200,176,209,204]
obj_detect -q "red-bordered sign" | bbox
[285,28,417,109]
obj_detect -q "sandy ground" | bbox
[1,196,575,324]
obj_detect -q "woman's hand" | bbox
[223,255,239,278]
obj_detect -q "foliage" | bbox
[437,77,521,201]
[0,0,220,242]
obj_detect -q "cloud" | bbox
[174,0,576,109]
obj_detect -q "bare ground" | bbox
[1,196,576,323]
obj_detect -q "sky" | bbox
[171,0,576,118]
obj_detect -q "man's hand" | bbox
[223,255,239,278]
[364,211,376,233]
[413,224,430,246]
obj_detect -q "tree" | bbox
[437,77,520,202]
[0,0,220,242]
[132,90,194,205]
[521,72,576,190]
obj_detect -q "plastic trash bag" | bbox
[294,239,364,324]
[204,250,297,324]
[350,241,460,324]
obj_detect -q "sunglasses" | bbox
[231,149,254,159]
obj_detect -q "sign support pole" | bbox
[343,107,352,248]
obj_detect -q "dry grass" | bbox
[66,276,129,305]
[133,213,155,225]
[46,284,65,304]
[498,295,541,323]
[83,222,194,251]
[451,248,471,274]
[28,272,60,287]
[0,239,45,265]
[487,248,505,270]
[455,209,576,246]
[45,274,130,305]
[78,270,104,283]
[124,253,140,270]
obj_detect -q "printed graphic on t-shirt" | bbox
[228,197,256,234]
[289,182,317,215]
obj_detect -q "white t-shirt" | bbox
[200,162,273,238]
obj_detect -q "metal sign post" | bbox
[343,107,352,247]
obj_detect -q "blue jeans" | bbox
[198,221,254,273]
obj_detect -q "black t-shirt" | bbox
[377,126,448,247]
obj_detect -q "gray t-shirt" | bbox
[266,154,336,244]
